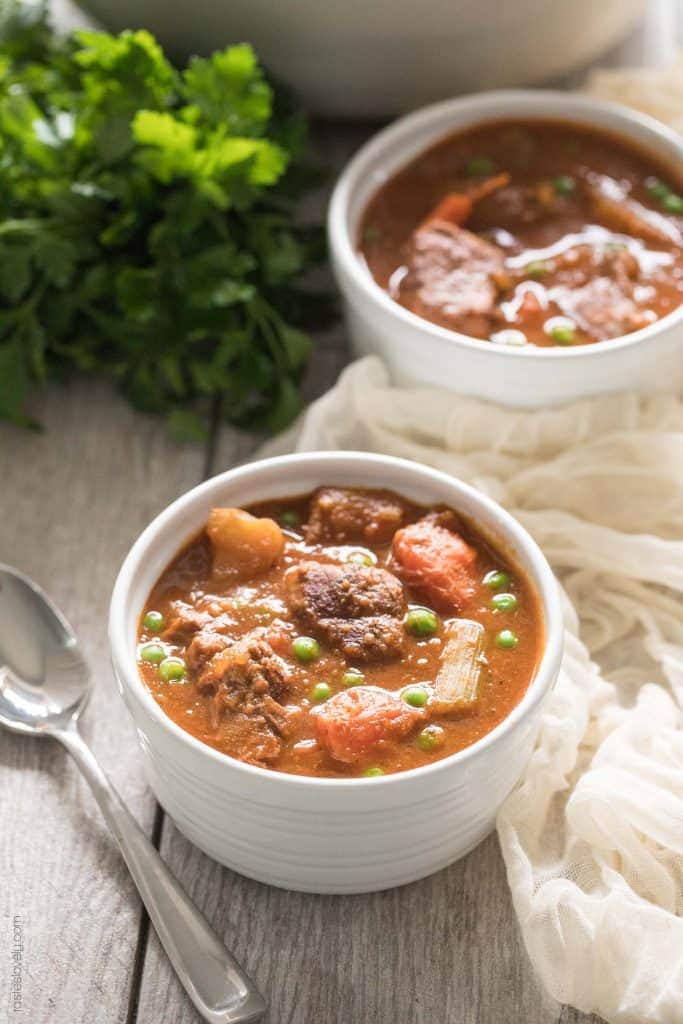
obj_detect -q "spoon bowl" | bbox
[0,565,90,735]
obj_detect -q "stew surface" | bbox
[360,119,683,347]
[138,487,543,777]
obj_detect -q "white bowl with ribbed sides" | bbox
[329,90,683,406]
[110,452,563,893]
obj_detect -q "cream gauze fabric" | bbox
[260,359,683,1024]
[258,63,683,1023]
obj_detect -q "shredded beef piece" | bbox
[198,627,297,766]
[304,487,404,545]
[161,602,212,644]
[185,629,231,672]
[198,627,290,699]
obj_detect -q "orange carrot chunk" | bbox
[392,515,477,613]
[419,173,511,230]
[314,687,421,764]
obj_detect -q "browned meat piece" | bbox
[185,629,232,672]
[553,277,652,340]
[198,627,296,764]
[304,488,404,545]
[161,602,212,644]
[321,616,405,661]
[216,712,283,766]
[397,222,505,337]
[198,627,291,700]
[285,561,405,662]
[286,561,404,625]
[472,183,554,231]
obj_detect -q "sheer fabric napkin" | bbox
[259,356,683,1024]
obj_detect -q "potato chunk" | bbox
[206,508,284,581]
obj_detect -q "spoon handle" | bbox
[57,724,267,1024]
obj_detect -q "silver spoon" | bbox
[0,564,266,1024]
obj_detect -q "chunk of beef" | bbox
[314,686,422,764]
[161,602,212,644]
[398,222,505,337]
[320,616,405,662]
[552,277,652,341]
[304,488,404,546]
[185,628,232,672]
[392,513,477,613]
[198,627,290,700]
[216,712,282,766]
[285,561,405,661]
[198,627,297,766]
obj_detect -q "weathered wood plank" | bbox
[135,828,561,1024]
[0,378,206,1024]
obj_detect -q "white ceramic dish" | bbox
[329,90,683,407]
[76,0,644,117]
[110,452,563,894]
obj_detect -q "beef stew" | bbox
[138,487,543,777]
[359,119,683,347]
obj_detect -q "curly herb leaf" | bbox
[0,1,325,437]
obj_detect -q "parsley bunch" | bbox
[0,2,324,437]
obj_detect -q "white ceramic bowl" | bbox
[110,452,563,894]
[329,90,683,407]
[76,0,644,117]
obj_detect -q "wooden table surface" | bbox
[2,4,680,1022]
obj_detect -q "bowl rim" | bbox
[109,451,564,789]
[328,87,683,362]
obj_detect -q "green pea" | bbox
[401,685,429,708]
[417,724,445,752]
[293,636,320,662]
[159,656,186,681]
[495,629,519,649]
[143,610,165,633]
[362,224,381,245]
[549,322,576,345]
[553,175,576,196]
[345,548,375,567]
[140,642,165,664]
[404,607,439,638]
[341,668,364,688]
[362,767,384,778]
[310,681,332,703]
[280,509,301,528]
[484,570,510,590]
[663,193,683,214]
[647,180,670,200]
[491,592,518,612]
[466,155,494,177]
[526,260,548,279]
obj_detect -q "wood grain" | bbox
[0,378,206,1024]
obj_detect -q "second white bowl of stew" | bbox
[329,90,683,406]
[110,453,563,893]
